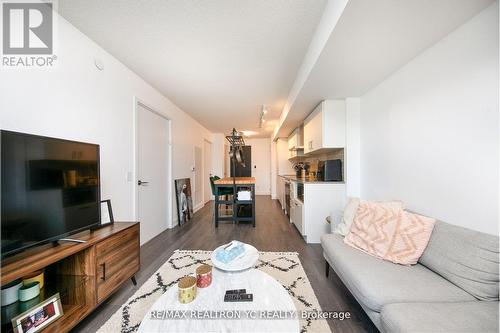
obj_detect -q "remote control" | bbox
[224,293,253,302]
[225,289,246,295]
[239,293,253,302]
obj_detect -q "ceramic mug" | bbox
[178,276,197,304]
[196,264,212,288]
[1,279,23,306]
[18,282,40,302]
[23,270,44,289]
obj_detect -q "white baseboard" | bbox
[193,202,204,213]
[170,216,178,229]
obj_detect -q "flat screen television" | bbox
[1,130,101,258]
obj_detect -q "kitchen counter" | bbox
[279,175,344,184]
[277,175,346,244]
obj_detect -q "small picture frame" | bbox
[11,293,64,333]
[100,199,114,225]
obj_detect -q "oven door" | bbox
[296,183,304,202]
[284,181,291,218]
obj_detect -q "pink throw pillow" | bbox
[344,201,436,265]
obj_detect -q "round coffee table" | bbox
[138,268,299,332]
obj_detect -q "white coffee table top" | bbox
[138,268,299,333]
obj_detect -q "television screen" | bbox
[1,130,100,257]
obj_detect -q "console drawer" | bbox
[95,225,139,303]
[95,225,138,258]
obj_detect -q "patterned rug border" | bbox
[174,249,300,256]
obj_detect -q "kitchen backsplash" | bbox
[293,148,344,180]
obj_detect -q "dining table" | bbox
[213,177,256,227]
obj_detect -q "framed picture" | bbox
[11,293,64,333]
[100,200,114,225]
[175,178,193,226]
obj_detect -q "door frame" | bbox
[132,97,173,229]
[193,145,203,212]
[203,138,213,205]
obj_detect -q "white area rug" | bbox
[98,250,332,333]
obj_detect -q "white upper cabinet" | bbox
[288,131,297,151]
[303,100,346,154]
[287,126,303,149]
[287,126,304,159]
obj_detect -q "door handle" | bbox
[100,263,106,281]
[138,180,149,186]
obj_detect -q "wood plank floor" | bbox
[73,196,378,333]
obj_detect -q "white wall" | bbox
[211,133,225,179]
[360,2,499,235]
[345,97,361,198]
[270,140,277,199]
[0,14,213,243]
[244,138,271,195]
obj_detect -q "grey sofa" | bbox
[321,220,499,332]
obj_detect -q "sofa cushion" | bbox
[344,203,436,265]
[332,198,404,236]
[381,301,499,333]
[321,233,475,312]
[419,221,499,301]
[332,197,359,236]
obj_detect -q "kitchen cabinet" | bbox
[288,131,297,151]
[281,177,346,243]
[302,183,346,243]
[277,176,286,212]
[303,100,346,154]
[290,199,304,236]
[287,126,303,150]
[288,126,304,159]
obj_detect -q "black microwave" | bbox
[317,159,342,181]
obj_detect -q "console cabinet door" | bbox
[95,225,139,303]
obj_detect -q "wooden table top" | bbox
[214,177,256,185]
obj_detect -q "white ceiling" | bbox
[58,0,327,137]
[58,0,494,139]
[274,0,494,138]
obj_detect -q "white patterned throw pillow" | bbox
[332,197,405,236]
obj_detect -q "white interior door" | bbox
[203,140,212,203]
[137,103,170,245]
[194,146,203,209]
[248,139,271,195]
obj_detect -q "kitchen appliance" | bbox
[317,159,342,181]
[296,183,304,202]
[284,180,291,217]
[290,199,304,236]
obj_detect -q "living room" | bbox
[0,1,498,333]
